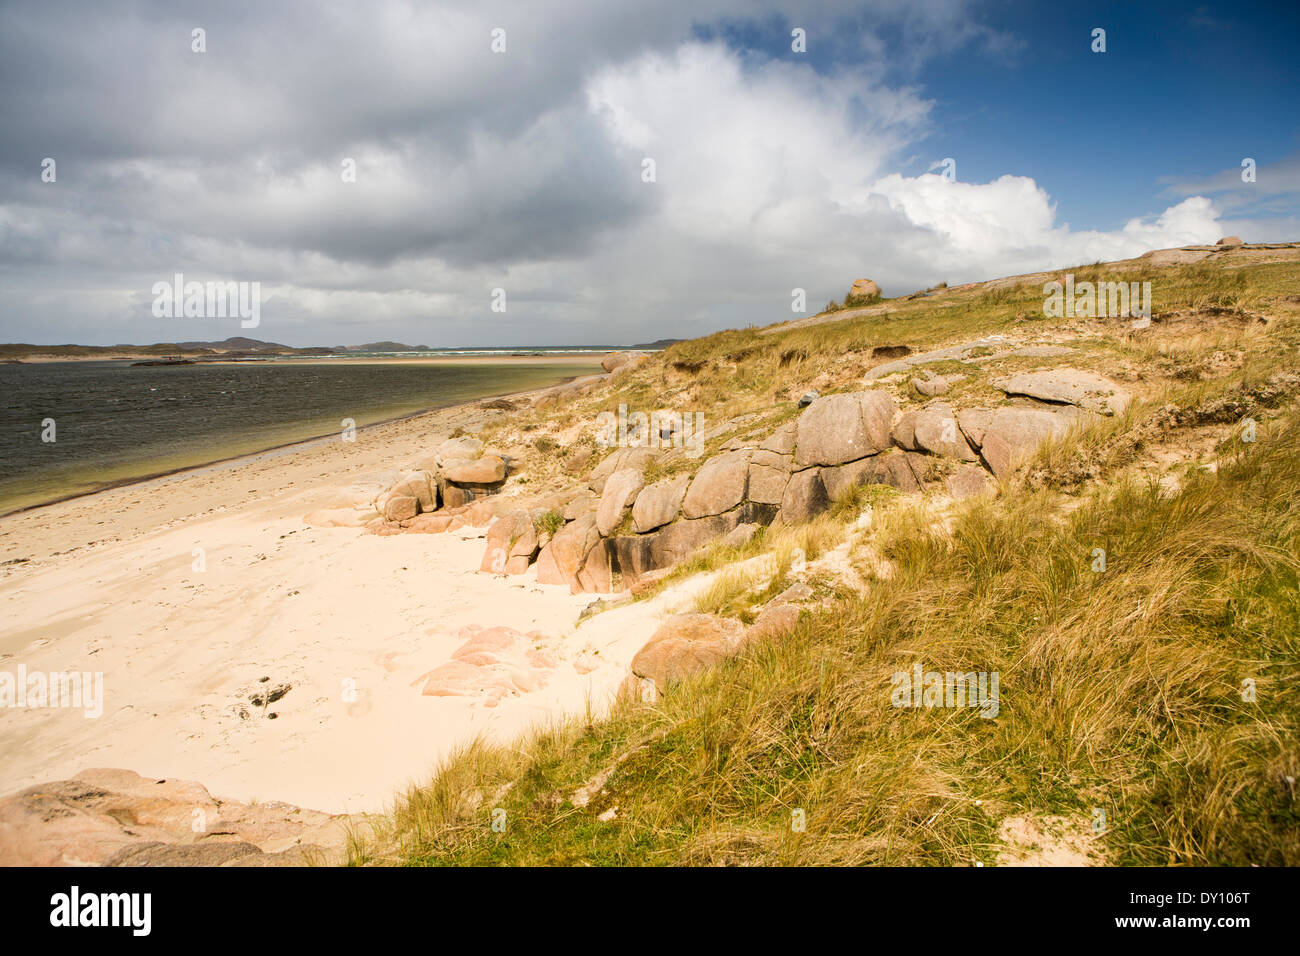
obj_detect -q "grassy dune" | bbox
[350,249,1300,866]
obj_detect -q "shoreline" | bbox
[0,359,672,815]
[0,363,605,519]
[2,352,622,365]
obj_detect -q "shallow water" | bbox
[0,360,595,513]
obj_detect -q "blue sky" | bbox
[1,0,1297,346]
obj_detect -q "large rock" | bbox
[630,613,747,694]
[601,352,634,372]
[794,391,896,467]
[631,474,689,533]
[535,513,600,587]
[963,407,1079,480]
[0,768,348,867]
[587,447,660,493]
[1216,235,1244,247]
[575,536,616,593]
[1000,369,1130,416]
[777,467,830,524]
[746,449,793,504]
[387,470,439,512]
[480,510,538,574]
[653,511,746,569]
[444,454,507,485]
[682,450,752,518]
[436,436,483,464]
[563,491,597,520]
[597,468,646,536]
[947,464,995,499]
[384,495,418,522]
[759,422,798,455]
[911,402,978,461]
[820,451,925,498]
[848,278,881,300]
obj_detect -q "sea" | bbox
[0,354,601,514]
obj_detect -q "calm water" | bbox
[0,360,596,513]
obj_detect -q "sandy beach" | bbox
[0,378,699,815]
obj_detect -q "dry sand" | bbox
[0,384,702,815]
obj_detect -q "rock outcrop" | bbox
[0,768,357,867]
[1000,369,1130,416]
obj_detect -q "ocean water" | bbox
[0,360,597,514]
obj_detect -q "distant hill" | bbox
[0,337,341,361]
[349,342,432,352]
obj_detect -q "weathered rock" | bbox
[462,499,497,527]
[797,390,819,408]
[405,513,454,534]
[892,410,920,450]
[480,510,538,574]
[746,449,793,505]
[964,407,1079,480]
[0,768,350,867]
[575,536,616,594]
[388,470,439,512]
[912,373,964,397]
[631,474,689,533]
[849,278,881,300]
[441,482,472,510]
[647,511,748,570]
[384,495,418,522]
[956,408,994,448]
[947,464,995,499]
[911,402,978,461]
[444,454,507,485]
[597,468,646,536]
[1216,235,1244,247]
[759,422,798,455]
[794,391,896,467]
[535,513,600,587]
[722,523,758,549]
[437,436,483,464]
[1010,345,1074,358]
[563,491,597,520]
[587,446,660,493]
[747,603,801,641]
[820,451,925,498]
[601,352,636,372]
[777,467,830,524]
[630,613,746,694]
[682,450,751,518]
[1000,369,1130,415]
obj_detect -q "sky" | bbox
[1,0,1297,347]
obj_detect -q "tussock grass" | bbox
[347,253,1300,867]
[352,404,1300,866]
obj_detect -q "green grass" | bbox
[346,250,1300,867]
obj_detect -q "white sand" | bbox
[0,395,702,814]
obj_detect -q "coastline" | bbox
[0,361,678,815]
[0,364,604,519]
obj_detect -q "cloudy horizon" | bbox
[2,0,1298,347]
